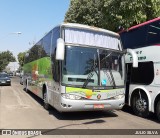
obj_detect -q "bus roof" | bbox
[119,17,160,33]
[61,22,119,37]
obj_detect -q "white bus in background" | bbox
[120,17,160,121]
[23,23,138,112]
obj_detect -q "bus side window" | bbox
[42,31,52,57]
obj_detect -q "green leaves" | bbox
[0,51,16,72]
[64,0,105,28]
[64,0,160,32]
[17,52,26,68]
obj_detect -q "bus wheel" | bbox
[156,100,160,122]
[43,88,49,110]
[132,90,149,118]
[25,80,28,92]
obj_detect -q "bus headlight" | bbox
[61,94,82,100]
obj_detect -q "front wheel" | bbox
[156,100,160,122]
[132,91,149,118]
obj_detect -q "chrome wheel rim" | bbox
[136,99,147,112]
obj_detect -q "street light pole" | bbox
[0,32,22,72]
[0,32,22,40]
[10,32,22,35]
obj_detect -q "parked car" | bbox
[8,72,14,77]
[0,73,11,86]
[16,71,20,76]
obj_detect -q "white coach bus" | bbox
[120,17,160,121]
[23,23,137,112]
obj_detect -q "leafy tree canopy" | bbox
[17,52,26,68]
[0,50,16,72]
[64,0,160,31]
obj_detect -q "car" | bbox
[0,73,11,86]
[8,72,14,77]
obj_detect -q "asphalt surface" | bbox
[0,77,160,138]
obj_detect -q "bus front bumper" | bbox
[56,96,125,112]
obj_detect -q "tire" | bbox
[43,88,49,110]
[24,80,28,92]
[156,100,160,122]
[132,91,149,118]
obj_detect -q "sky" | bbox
[0,0,70,60]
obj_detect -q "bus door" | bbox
[125,63,132,104]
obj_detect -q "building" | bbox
[5,62,19,74]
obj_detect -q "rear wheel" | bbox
[43,88,49,110]
[132,90,149,118]
[24,80,28,92]
[156,100,160,122]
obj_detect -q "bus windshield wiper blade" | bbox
[101,52,112,62]
[82,63,97,88]
[100,52,116,88]
[105,62,116,88]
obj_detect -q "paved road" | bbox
[0,77,160,138]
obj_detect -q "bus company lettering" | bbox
[129,51,146,61]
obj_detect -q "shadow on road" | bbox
[27,119,107,138]
[23,89,118,121]
[48,109,118,121]
[23,88,44,106]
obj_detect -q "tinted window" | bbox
[0,74,9,77]
[130,62,154,85]
[24,40,45,64]
[120,20,160,49]
[38,40,47,58]
[147,21,160,45]
[51,27,60,82]
[63,46,98,75]
[51,27,60,55]
[43,31,52,56]
[24,39,49,64]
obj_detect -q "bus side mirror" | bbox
[126,49,138,68]
[56,38,65,60]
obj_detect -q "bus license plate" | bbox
[94,104,104,109]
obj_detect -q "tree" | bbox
[103,0,160,31]
[0,50,16,72]
[17,52,26,68]
[64,0,105,28]
[64,0,160,32]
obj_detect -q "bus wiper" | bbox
[101,52,112,62]
[100,52,116,88]
[82,63,97,88]
[105,62,116,89]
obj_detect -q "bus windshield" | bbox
[62,46,124,88]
